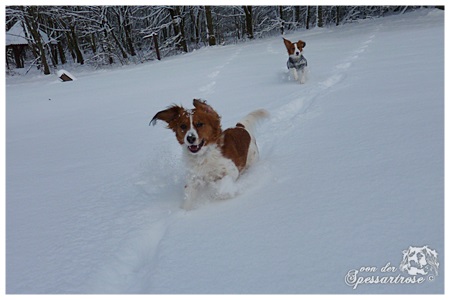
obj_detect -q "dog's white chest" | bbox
[183,145,239,182]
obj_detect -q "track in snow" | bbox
[85,18,391,294]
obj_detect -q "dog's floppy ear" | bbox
[193,99,221,124]
[283,38,292,48]
[150,105,183,126]
[299,40,306,48]
[193,99,215,114]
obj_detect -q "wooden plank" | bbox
[59,73,73,82]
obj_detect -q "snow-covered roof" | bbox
[6,21,28,46]
[6,21,50,46]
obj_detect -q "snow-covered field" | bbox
[5,9,444,294]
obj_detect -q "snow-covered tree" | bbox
[5,5,428,74]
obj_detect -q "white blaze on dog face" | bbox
[184,112,204,154]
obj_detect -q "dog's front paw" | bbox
[299,68,308,84]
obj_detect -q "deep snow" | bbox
[5,9,444,294]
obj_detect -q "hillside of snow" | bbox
[6,9,444,294]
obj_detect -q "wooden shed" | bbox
[6,21,49,69]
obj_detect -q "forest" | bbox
[5,6,442,75]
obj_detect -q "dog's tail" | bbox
[236,109,269,135]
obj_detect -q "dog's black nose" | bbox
[296,51,300,56]
[187,134,196,144]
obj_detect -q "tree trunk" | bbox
[168,7,188,52]
[317,6,324,28]
[123,10,136,56]
[279,6,285,34]
[243,6,254,39]
[57,42,66,64]
[47,18,58,66]
[153,33,161,60]
[23,6,51,74]
[50,43,58,67]
[234,12,241,40]
[204,6,216,46]
[100,15,114,64]
[69,25,84,64]
[189,7,200,44]
[306,6,312,29]
[294,6,301,28]
[57,17,75,64]
[336,6,341,26]
[110,27,128,59]
[89,32,97,54]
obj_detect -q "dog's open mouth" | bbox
[187,140,205,153]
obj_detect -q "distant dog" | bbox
[151,99,268,210]
[283,38,308,84]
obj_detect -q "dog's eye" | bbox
[180,124,187,130]
[195,122,204,128]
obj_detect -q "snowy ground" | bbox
[5,9,444,294]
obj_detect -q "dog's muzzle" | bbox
[187,140,204,153]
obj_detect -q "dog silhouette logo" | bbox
[399,245,439,276]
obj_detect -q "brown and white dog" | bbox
[151,99,268,209]
[283,38,308,84]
